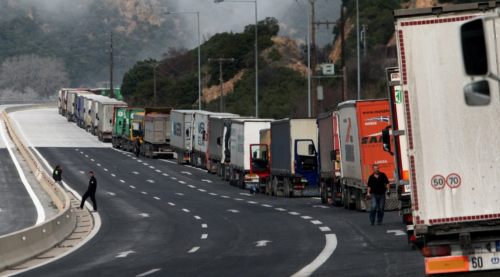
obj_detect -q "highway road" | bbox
[9,108,429,277]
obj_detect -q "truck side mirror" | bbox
[460,18,488,76]
[464,80,490,106]
[308,144,316,155]
[382,128,393,155]
[217,137,221,147]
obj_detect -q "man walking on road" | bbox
[52,165,67,192]
[79,171,97,212]
[366,164,390,225]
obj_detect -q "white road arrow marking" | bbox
[139,213,149,217]
[107,192,116,196]
[387,230,406,236]
[147,180,155,183]
[132,171,139,175]
[312,205,329,209]
[227,209,239,213]
[254,240,272,247]
[181,171,192,175]
[202,180,212,183]
[116,250,135,258]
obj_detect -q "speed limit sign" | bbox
[446,173,461,189]
[431,175,446,190]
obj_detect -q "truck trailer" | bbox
[96,100,128,142]
[66,90,91,122]
[317,111,342,206]
[208,116,242,176]
[193,111,238,170]
[227,118,273,189]
[337,100,397,211]
[268,118,320,197]
[170,110,196,164]
[83,95,109,132]
[390,3,500,275]
[141,113,173,158]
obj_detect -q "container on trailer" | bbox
[170,110,196,164]
[96,100,127,141]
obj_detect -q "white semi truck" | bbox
[389,3,500,274]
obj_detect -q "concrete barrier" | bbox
[0,104,76,271]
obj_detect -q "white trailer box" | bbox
[229,119,273,189]
[83,95,108,131]
[394,3,500,274]
[96,100,127,141]
[192,110,238,168]
[170,110,196,164]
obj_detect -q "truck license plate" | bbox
[468,252,500,271]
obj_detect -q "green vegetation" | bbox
[267,48,282,62]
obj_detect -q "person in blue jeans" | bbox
[366,164,390,225]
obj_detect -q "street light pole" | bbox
[356,0,361,100]
[214,0,258,117]
[164,11,201,110]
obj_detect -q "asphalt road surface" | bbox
[13,108,497,277]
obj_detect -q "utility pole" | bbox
[208,58,234,112]
[356,0,361,100]
[309,0,318,117]
[109,32,115,99]
[361,24,368,59]
[151,63,160,107]
[313,4,346,102]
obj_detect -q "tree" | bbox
[0,54,70,98]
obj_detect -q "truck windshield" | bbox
[251,145,268,172]
[296,140,317,171]
[132,122,142,137]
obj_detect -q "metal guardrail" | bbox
[0,105,76,271]
[0,101,57,105]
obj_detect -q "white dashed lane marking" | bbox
[130,186,135,189]
[319,227,331,232]
[182,209,190,213]
[188,247,200,253]
[141,192,147,195]
[120,180,125,183]
[154,197,160,200]
[311,220,323,225]
[289,212,300,215]
[194,216,201,220]
[201,234,208,239]
[202,224,207,228]
[301,216,313,219]
[168,203,175,206]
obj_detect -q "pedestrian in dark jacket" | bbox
[52,165,68,192]
[366,164,390,225]
[79,171,97,212]
[134,138,141,157]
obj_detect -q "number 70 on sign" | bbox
[431,173,461,190]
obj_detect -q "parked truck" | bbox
[121,108,145,152]
[96,100,127,141]
[317,111,342,206]
[387,3,500,275]
[170,110,196,164]
[111,106,128,148]
[83,95,108,132]
[193,111,238,170]
[208,116,242,176]
[227,118,273,189]
[337,100,397,211]
[252,129,271,194]
[268,118,320,197]
[66,90,90,122]
[141,113,173,158]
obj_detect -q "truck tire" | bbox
[284,178,291,198]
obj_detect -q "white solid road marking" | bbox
[198,189,206,192]
[182,209,190,212]
[141,192,147,195]
[311,220,322,225]
[319,227,331,232]
[262,204,273,207]
[301,216,313,219]
[387,230,406,236]
[275,208,287,211]
[120,180,125,183]
[116,250,136,258]
[0,122,45,225]
[194,216,201,220]
[130,186,136,189]
[201,234,208,239]
[247,201,258,204]
[154,197,160,200]
[221,195,230,198]
[168,203,175,206]
[289,212,300,215]
[201,224,207,228]
[179,181,186,184]
[136,268,161,277]
[209,193,217,196]
[291,234,337,277]
[188,247,200,253]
